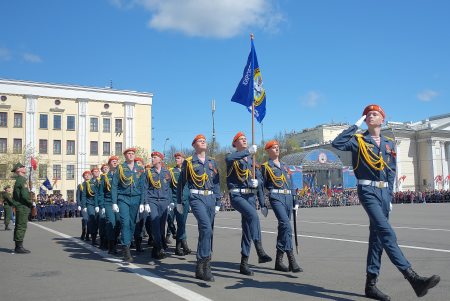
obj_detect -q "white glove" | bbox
[248,144,257,155]
[145,204,151,213]
[78,206,81,211]
[261,207,268,217]
[293,204,299,216]
[389,202,393,212]
[139,204,144,213]
[355,115,366,128]
[177,204,183,213]
[250,179,258,188]
[169,203,175,211]
[83,208,87,213]
[112,204,119,213]
[215,206,220,215]
[95,207,99,213]
[101,208,105,215]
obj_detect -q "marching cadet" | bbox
[171,153,192,256]
[165,164,177,246]
[260,141,302,273]
[82,167,100,246]
[3,185,15,230]
[226,132,272,276]
[133,157,148,253]
[332,105,440,300]
[177,135,221,282]
[77,172,91,241]
[11,163,33,253]
[111,148,145,263]
[144,151,172,259]
[97,164,110,250]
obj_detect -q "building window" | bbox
[67,165,74,179]
[54,115,62,129]
[53,140,61,154]
[0,112,7,127]
[39,140,48,153]
[1,96,6,102]
[103,142,110,155]
[13,139,22,153]
[90,118,98,131]
[67,140,75,154]
[104,104,109,109]
[55,99,61,106]
[53,190,60,195]
[39,164,47,179]
[40,114,48,129]
[0,164,6,179]
[115,119,122,132]
[0,138,6,153]
[14,113,22,127]
[67,116,75,130]
[53,165,61,179]
[115,142,122,155]
[103,118,110,132]
[67,190,74,201]
[90,141,98,155]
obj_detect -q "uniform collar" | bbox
[268,158,282,169]
[192,153,209,164]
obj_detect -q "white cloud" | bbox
[23,53,42,63]
[0,48,12,61]
[111,0,285,38]
[416,89,438,101]
[299,91,326,108]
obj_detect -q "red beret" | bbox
[192,134,206,146]
[134,157,143,162]
[232,132,245,147]
[108,156,118,163]
[123,148,136,155]
[151,151,164,160]
[91,167,99,172]
[174,153,186,158]
[82,171,91,177]
[101,164,108,169]
[363,105,385,119]
[265,141,279,150]
[145,164,151,169]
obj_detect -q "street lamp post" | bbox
[212,98,215,156]
[163,138,169,161]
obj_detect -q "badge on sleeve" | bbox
[24,183,28,188]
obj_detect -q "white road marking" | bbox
[30,222,211,301]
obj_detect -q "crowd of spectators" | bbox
[393,190,450,204]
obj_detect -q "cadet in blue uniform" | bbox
[165,165,177,245]
[97,164,110,250]
[132,157,148,253]
[332,105,440,300]
[226,132,272,276]
[144,151,172,259]
[172,153,192,256]
[260,141,302,273]
[111,148,145,263]
[77,172,91,241]
[177,134,221,282]
[82,167,100,246]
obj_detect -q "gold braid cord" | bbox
[79,183,83,192]
[186,160,208,188]
[86,180,95,196]
[170,170,178,188]
[353,134,393,173]
[148,170,161,189]
[226,161,252,181]
[102,173,111,192]
[262,162,287,188]
[118,164,134,186]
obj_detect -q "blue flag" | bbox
[43,177,53,190]
[231,40,266,123]
[39,187,46,195]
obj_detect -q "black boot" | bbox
[181,238,192,255]
[135,237,145,252]
[254,240,272,263]
[122,244,133,263]
[195,258,205,280]
[5,224,11,231]
[202,256,215,282]
[80,227,86,240]
[165,234,172,245]
[108,240,116,254]
[274,250,289,272]
[401,267,440,297]
[286,250,303,273]
[14,241,31,254]
[91,234,98,246]
[365,273,391,301]
[240,254,254,276]
[85,230,91,241]
[157,241,166,259]
[175,239,184,256]
[162,237,168,250]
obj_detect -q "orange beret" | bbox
[192,134,206,146]
[91,167,99,172]
[123,148,136,155]
[82,171,91,177]
[265,141,279,150]
[232,132,245,147]
[101,164,108,169]
[134,157,143,162]
[174,153,186,158]
[151,151,164,160]
[108,156,118,163]
[363,105,385,119]
[145,164,151,169]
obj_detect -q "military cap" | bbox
[151,152,164,160]
[174,153,186,158]
[232,132,245,147]
[192,134,206,146]
[363,104,385,119]
[4,185,11,190]
[265,141,279,150]
[11,162,24,172]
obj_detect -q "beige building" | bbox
[285,122,354,147]
[0,78,153,200]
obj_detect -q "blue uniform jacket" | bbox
[111,162,145,205]
[260,159,298,205]
[144,167,171,204]
[225,150,266,208]
[176,153,221,206]
[98,171,114,209]
[331,125,396,193]
[170,167,190,204]
[81,179,98,208]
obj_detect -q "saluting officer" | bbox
[82,167,100,246]
[171,153,192,256]
[260,141,302,273]
[77,171,91,241]
[3,185,16,230]
[332,105,440,300]
[11,163,32,253]
[177,134,221,282]
[111,148,145,263]
[225,132,272,276]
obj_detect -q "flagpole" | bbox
[251,33,256,180]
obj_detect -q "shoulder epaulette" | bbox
[186,156,193,161]
[261,162,269,166]
[385,136,393,141]
[282,162,287,164]
[208,156,215,160]
[227,152,232,155]
[353,134,363,138]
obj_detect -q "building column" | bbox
[426,139,437,190]
[25,94,38,192]
[394,140,402,192]
[441,141,449,190]
[77,98,89,185]
[124,102,135,149]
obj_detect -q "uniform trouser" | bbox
[358,185,411,275]
[166,205,176,236]
[104,204,121,241]
[80,207,88,228]
[145,215,153,239]
[134,210,148,238]
[230,193,262,256]
[175,201,189,240]
[36,207,41,219]
[14,205,29,242]
[4,205,11,225]
[86,204,99,235]
[269,194,293,252]
[149,199,170,244]
[117,197,140,246]
[11,209,15,224]
[98,208,106,236]
[189,194,215,259]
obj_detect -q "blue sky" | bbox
[1,0,449,152]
